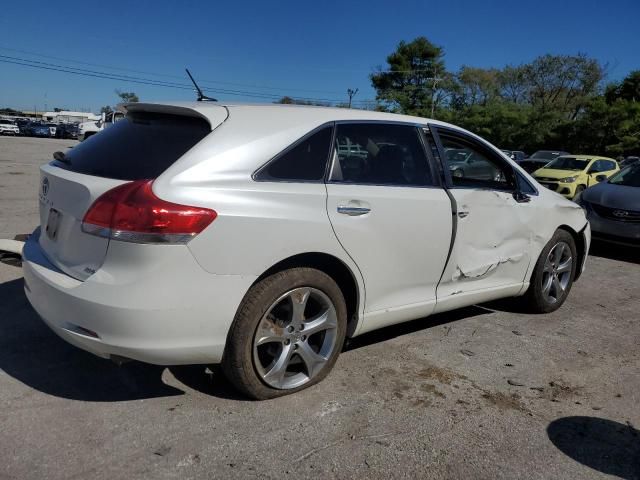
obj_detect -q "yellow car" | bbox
[533,155,620,199]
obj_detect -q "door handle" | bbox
[337,205,371,216]
[458,210,469,218]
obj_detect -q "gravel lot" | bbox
[1,136,639,480]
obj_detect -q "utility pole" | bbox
[347,88,359,108]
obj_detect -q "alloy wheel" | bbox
[253,287,338,390]
[541,241,573,304]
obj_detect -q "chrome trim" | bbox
[337,206,371,216]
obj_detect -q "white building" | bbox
[41,111,100,123]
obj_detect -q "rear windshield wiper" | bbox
[53,151,71,165]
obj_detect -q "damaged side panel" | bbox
[436,189,535,303]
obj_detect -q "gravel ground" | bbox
[1,136,639,480]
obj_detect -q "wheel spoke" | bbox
[303,309,337,336]
[552,275,564,297]
[543,259,554,273]
[542,274,553,295]
[557,257,573,273]
[297,341,328,378]
[553,244,564,265]
[263,344,294,387]
[255,316,285,346]
[290,288,310,325]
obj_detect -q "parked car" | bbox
[518,159,547,174]
[533,155,619,199]
[55,123,79,139]
[22,102,591,399]
[620,156,639,168]
[78,111,125,141]
[31,123,53,137]
[0,119,20,135]
[16,119,31,135]
[501,150,526,162]
[446,147,500,180]
[530,150,570,161]
[576,162,640,246]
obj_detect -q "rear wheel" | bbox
[522,230,577,313]
[222,268,347,399]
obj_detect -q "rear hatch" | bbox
[37,104,226,280]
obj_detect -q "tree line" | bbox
[279,37,638,157]
[370,37,639,157]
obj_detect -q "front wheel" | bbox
[222,268,347,399]
[522,230,577,313]
[573,185,585,200]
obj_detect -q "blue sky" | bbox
[1,0,638,112]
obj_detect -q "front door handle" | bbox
[337,205,371,216]
[458,210,469,218]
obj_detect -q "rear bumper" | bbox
[22,229,256,365]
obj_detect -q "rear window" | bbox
[53,112,210,180]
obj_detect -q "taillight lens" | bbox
[82,180,216,244]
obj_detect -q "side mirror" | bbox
[595,174,607,183]
[513,191,531,203]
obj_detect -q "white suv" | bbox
[22,102,590,399]
[0,119,20,135]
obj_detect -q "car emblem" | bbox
[42,177,49,197]
[612,210,629,218]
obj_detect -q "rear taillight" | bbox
[82,180,217,244]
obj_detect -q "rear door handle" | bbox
[337,205,371,216]
[458,211,469,218]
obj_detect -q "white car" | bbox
[0,119,20,135]
[22,102,590,399]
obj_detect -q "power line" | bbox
[0,45,348,95]
[1,55,374,104]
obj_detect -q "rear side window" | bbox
[329,123,434,186]
[255,125,333,181]
[53,112,211,180]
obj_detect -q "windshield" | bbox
[545,157,589,171]
[531,150,564,160]
[608,164,640,187]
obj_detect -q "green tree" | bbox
[115,90,139,103]
[100,105,114,114]
[370,37,447,115]
[605,70,640,103]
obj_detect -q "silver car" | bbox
[577,163,640,246]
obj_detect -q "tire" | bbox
[573,185,585,200]
[222,267,347,399]
[453,168,464,178]
[522,229,577,313]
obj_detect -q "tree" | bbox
[522,54,604,118]
[100,105,114,114]
[115,90,139,103]
[605,70,640,103]
[274,96,329,107]
[370,37,447,115]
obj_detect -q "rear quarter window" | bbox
[53,112,211,180]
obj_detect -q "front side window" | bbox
[256,125,333,182]
[329,123,433,186]
[438,132,514,190]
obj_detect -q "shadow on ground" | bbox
[589,240,640,265]
[0,275,494,402]
[0,278,183,401]
[547,416,640,479]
